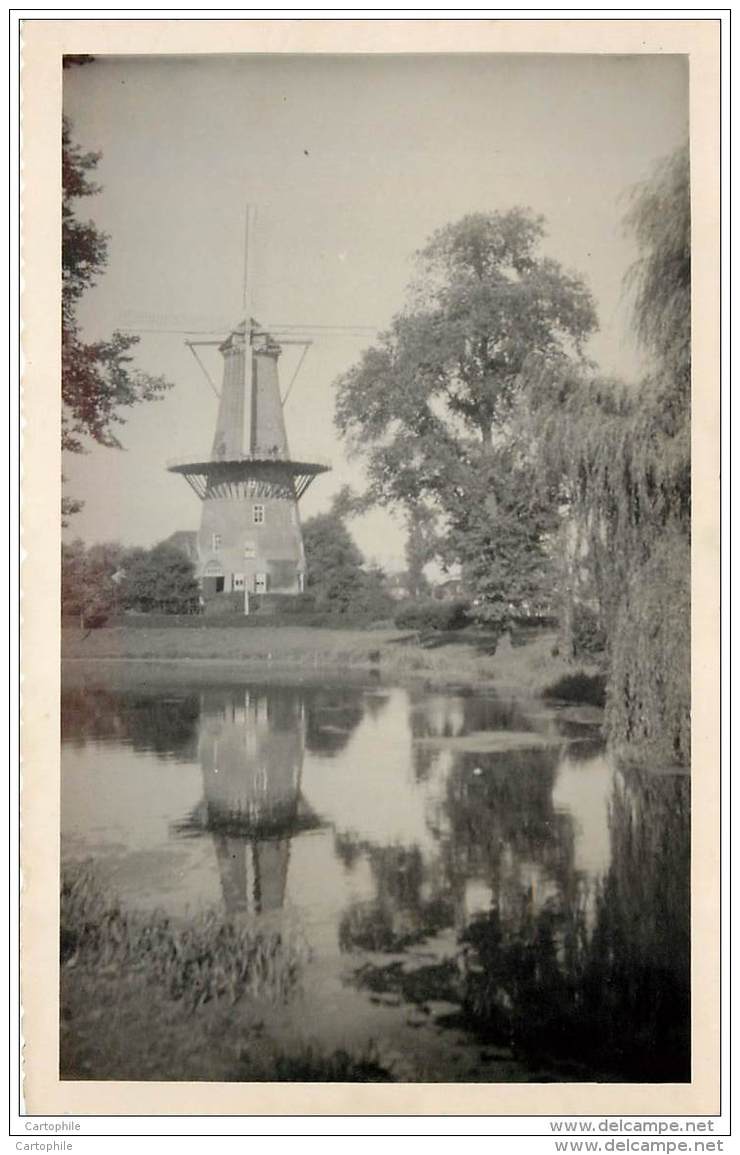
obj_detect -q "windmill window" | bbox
[252,505,265,525]
[212,533,221,552]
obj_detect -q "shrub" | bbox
[203,591,246,617]
[120,542,200,615]
[269,593,317,614]
[394,598,471,632]
[572,603,607,658]
[79,593,115,630]
[543,671,606,707]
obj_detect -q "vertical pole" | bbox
[242,204,257,459]
[242,204,257,335]
[244,587,250,616]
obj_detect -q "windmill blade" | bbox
[185,341,221,399]
[120,325,230,335]
[281,342,311,406]
[263,322,380,335]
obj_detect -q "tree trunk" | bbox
[559,587,575,660]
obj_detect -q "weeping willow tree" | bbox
[523,146,690,765]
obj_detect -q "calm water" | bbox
[61,673,690,1082]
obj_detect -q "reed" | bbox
[61,864,308,1011]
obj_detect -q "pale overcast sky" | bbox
[63,53,688,566]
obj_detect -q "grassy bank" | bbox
[60,865,394,1082]
[62,624,600,697]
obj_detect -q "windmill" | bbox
[166,207,333,604]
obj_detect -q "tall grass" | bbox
[61,865,308,1011]
[61,866,399,1082]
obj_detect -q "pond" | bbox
[60,670,690,1083]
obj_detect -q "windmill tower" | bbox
[167,210,330,603]
[175,686,321,917]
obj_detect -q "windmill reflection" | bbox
[176,687,321,916]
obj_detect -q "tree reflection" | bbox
[61,687,200,760]
[303,685,367,756]
[407,691,538,784]
[341,691,689,1082]
[337,839,454,952]
[459,767,690,1081]
[583,767,690,1079]
[338,729,576,955]
[434,747,577,929]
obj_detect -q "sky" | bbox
[62,52,688,568]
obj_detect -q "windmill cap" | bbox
[219,317,279,354]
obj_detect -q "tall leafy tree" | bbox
[61,538,118,629]
[523,145,691,762]
[302,506,392,618]
[61,92,171,520]
[119,541,200,615]
[624,144,691,414]
[403,505,434,599]
[334,210,597,617]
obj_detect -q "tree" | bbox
[445,443,559,622]
[118,542,200,615]
[61,539,118,629]
[62,104,171,521]
[334,210,597,617]
[522,145,691,763]
[302,509,392,618]
[62,538,200,622]
[624,144,691,416]
[403,505,433,599]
